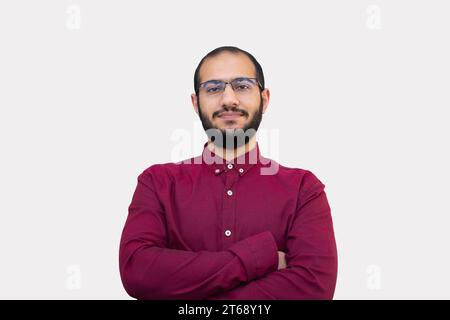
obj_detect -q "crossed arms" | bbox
[119,171,338,300]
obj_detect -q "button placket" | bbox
[221,165,240,249]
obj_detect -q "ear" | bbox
[191,93,199,115]
[261,88,270,114]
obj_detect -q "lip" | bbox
[218,112,243,119]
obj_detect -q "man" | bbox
[119,46,338,300]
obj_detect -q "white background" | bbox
[0,0,449,299]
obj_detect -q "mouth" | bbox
[217,112,244,120]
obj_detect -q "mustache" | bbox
[213,108,248,118]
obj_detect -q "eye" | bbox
[235,84,250,91]
[233,79,255,91]
[207,87,221,93]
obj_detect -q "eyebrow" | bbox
[200,76,254,84]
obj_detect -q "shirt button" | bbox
[239,168,244,173]
[215,169,220,174]
[227,164,233,170]
[226,190,233,196]
[225,230,232,237]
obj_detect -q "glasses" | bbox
[198,77,262,96]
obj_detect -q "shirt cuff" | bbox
[227,231,278,281]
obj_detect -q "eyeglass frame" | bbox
[196,77,264,95]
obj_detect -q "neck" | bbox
[207,135,257,162]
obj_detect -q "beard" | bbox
[197,95,264,150]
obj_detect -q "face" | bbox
[191,52,270,149]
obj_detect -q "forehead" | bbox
[199,52,256,83]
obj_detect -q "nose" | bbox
[220,83,239,107]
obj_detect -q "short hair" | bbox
[194,46,265,94]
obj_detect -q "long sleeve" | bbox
[206,172,338,300]
[119,170,278,300]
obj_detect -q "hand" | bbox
[277,251,287,270]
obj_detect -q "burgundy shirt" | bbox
[119,142,338,300]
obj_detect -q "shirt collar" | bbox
[201,141,262,177]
